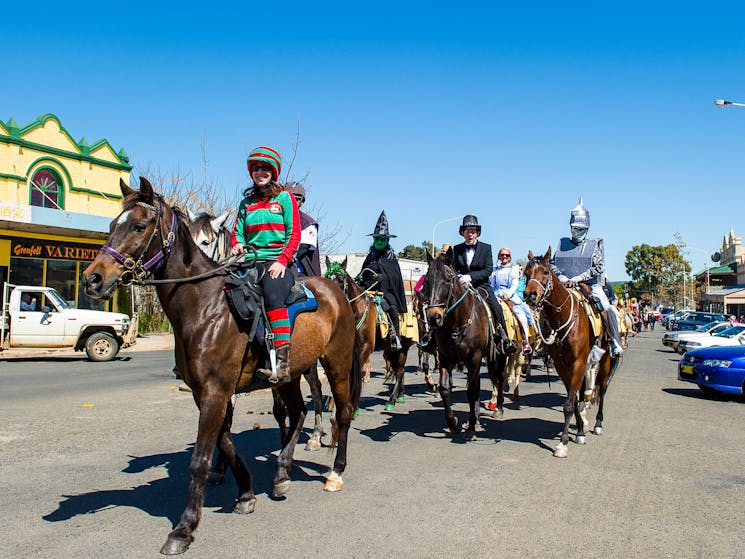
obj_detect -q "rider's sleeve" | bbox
[276,191,301,267]
[504,266,519,298]
[230,202,247,248]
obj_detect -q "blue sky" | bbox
[4,2,745,281]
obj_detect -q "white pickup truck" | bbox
[1,283,136,361]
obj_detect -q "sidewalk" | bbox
[0,332,175,359]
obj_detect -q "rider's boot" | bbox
[255,343,292,384]
[604,310,624,358]
[388,311,402,351]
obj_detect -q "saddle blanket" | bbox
[375,302,419,343]
[255,283,318,340]
[569,290,603,337]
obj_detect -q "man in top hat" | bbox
[285,181,321,277]
[453,215,516,355]
[356,210,407,350]
[550,198,624,357]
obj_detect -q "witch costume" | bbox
[356,211,407,350]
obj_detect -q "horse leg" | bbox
[363,354,372,383]
[437,365,460,433]
[271,388,290,448]
[465,357,482,434]
[160,389,229,555]
[574,392,587,446]
[303,364,326,451]
[273,378,307,497]
[213,400,256,514]
[594,355,617,435]
[321,355,354,492]
[553,394,575,458]
[384,349,406,410]
[487,354,507,419]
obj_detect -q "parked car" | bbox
[662,321,732,352]
[677,325,745,353]
[671,311,726,331]
[679,345,745,396]
[661,310,692,330]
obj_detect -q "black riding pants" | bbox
[259,263,296,311]
[478,285,509,335]
[381,296,401,336]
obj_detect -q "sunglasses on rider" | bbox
[498,253,511,258]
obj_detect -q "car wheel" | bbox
[85,332,120,362]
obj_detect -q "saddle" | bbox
[223,264,318,343]
[370,292,419,343]
[573,284,604,338]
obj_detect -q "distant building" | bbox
[323,253,426,300]
[0,113,131,310]
[700,229,745,318]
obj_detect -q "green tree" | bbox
[624,243,689,302]
[398,241,433,261]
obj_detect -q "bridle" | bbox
[101,196,177,286]
[425,263,471,316]
[525,259,577,345]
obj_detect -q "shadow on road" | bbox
[42,424,332,527]
[663,387,744,403]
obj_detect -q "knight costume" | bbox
[550,198,624,357]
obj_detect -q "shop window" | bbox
[46,260,77,305]
[10,258,44,286]
[30,168,62,209]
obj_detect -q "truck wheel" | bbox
[86,332,120,362]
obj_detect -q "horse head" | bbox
[324,256,352,295]
[424,248,459,328]
[83,176,189,300]
[185,209,232,263]
[523,247,555,307]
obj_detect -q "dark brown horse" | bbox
[422,248,508,433]
[83,177,361,555]
[522,248,619,458]
[186,210,327,453]
[324,256,415,410]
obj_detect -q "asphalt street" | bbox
[1,329,743,558]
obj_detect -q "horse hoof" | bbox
[384,403,395,411]
[234,496,256,514]
[487,401,497,411]
[491,409,504,420]
[594,426,603,436]
[396,395,406,403]
[206,471,225,486]
[305,439,322,452]
[160,537,191,555]
[576,435,586,445]
[324,471,344,492]
[273,479,292,498]
[553,443,569,458]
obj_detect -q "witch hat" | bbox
[367,210,397,238]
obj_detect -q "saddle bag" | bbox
[224,265,264,340]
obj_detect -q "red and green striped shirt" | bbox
[230,189,300,266]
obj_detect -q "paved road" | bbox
[1,329,743,558]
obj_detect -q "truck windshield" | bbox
[46,289,70,310]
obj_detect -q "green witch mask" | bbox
[373,237,388,251]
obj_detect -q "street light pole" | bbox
[432,217,460,255]
[687,246,711,310]
[714,99,745,108]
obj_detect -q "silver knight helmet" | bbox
[569,197,590,243]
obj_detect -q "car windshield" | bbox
[714,325,745,338]
[695,321,719,332]
[45,289,70,310]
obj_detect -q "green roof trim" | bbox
[0,173,27,183]
[0,113,132,169]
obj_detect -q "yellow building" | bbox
[0,113,131,310]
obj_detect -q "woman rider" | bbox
[490,247,534,355]
[230,146,300,383]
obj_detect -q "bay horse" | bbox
[186,209,328,453]
[325,257,415,410]
[413,287,438,393]
[83,177,361,555]
[422,248,508,433]
[522,248,620,458]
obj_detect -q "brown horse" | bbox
[325,256,415,410]
[413,288,438,392]
[522,248,619,458]
[83,177,361,555]
[186,210,328,453]
[422,248,508,432]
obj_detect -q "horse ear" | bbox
[341,256,348,270]
[426,249,433,264]
[211,212,230,232]
[186,208,197,222]
[443,246,454,264]
[544,246,552,261]
[139,176,155,204]
[120,178,134,198]
[325,255,331,268]
[527,250,534,261]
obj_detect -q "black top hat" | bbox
[368,210,397,238]
[459,214,481,235]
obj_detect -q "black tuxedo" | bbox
[452,240,511,350]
